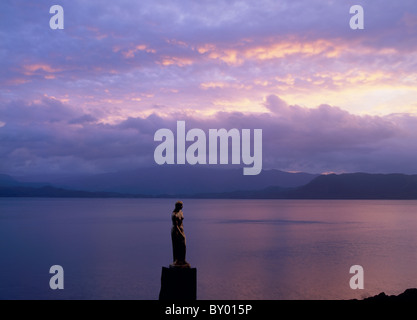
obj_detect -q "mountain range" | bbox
[2,169,417,199]
[7,167,317,195]
[196,173,417,199]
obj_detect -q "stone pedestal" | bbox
[159,266,197,300]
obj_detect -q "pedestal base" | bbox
[159,266,197,300]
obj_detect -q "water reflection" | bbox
[0,199,417,299]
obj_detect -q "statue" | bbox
[160,200,196,300]
[170,201,190,268]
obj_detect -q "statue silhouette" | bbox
[171,201,190,268]
[160,201,196,300]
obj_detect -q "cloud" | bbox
[264,95,288,113]
[1,95,417,175]
[0,98,157,174]
[1,1,416,175]
[68,114,97,125]
[1,98,79,125]
[1,0,416,119]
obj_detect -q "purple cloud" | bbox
[1,1,416,176]
[1,95,416,175]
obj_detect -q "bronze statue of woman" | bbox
[171,201,190,268]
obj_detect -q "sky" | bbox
[1,0,417,175]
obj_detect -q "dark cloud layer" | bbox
[1,95,416,175]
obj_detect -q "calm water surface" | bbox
[1,198,417,300]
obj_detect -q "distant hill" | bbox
[285,173,417,199]
[0,174,21,187]
[16,167,318,195]
[200,173,417,199]
[188,186,286,199]
[3,172,417,199]
[0,185,149,198]
[0,174,50,188]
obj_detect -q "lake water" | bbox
[0,198,417,300]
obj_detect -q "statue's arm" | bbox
[173,216,185,238]
[177,225,185,239]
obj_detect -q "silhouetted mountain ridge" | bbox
[0,174,21,186]
[286,173,417,199]
[2,172,417,199]
[0,174,50,188]
[0,185,149,198]
[15,167,318,195]
[202,173,417,199]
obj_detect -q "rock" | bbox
[363,288,417,301]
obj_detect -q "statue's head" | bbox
[174,201,183,211]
